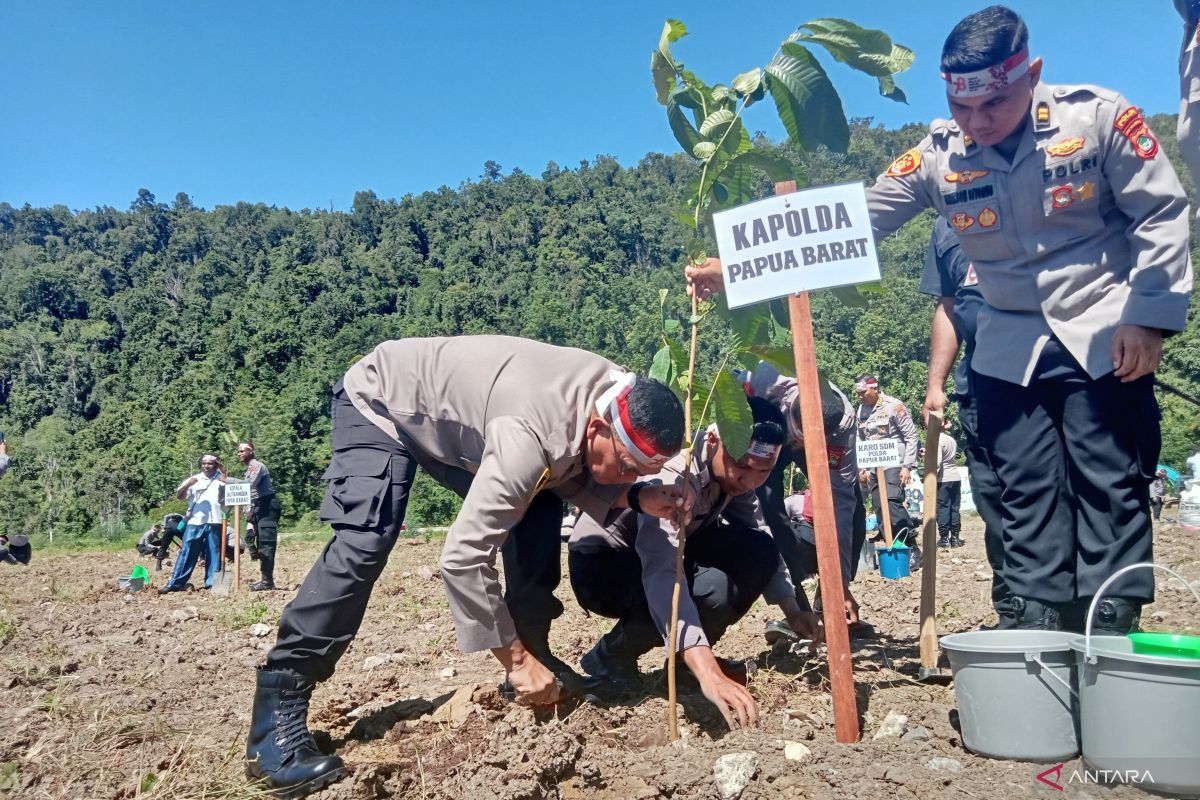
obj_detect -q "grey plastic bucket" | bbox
[1068,563,1200,796]
[941,630,1079,761]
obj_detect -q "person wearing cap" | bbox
[160,455,227,594]
[734,361,865,641]
[934,420,964,549]
[246,335,687,798]
[568,396,820,730]
[853,376,919,550]
[865,5,1192,632]
[237,442,281,591]
[920,219,1012,617]
[1177,0,1200,186]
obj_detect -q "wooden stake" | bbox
[233,503,241,592]
[782,175,860,744]
[667,292,701,741]
[919,412,943,674]
[875,467,894,548]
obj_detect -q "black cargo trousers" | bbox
[268,382,566,682]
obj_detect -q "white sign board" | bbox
[224,481,252,507]
[856,438,902,469]
[713,181,881,309]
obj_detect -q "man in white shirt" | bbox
[160,455,226,593]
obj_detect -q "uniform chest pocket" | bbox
[1039,177,1103,245]
[944,200,1015,263]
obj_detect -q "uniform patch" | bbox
[886,148,922,177]
[977,207,998,228]
[1114,106,1158,159]
[1079,181,1096,201]
[1035,102,1051,129]
[943,169,990,185]
[951,212,975,232]
[964,264,979,286]
[1051,185,1076,209]
[1046,137,1085,157]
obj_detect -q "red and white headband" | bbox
[943,48,1029,98]
[595,372,673,469]
[746,439,781,460]
[854,377,879,391]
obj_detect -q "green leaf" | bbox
[749,344,796,377]
[658,19,687,59]
[712,369,753,460]
[651,51,677,105]
[886,42,915,73]
[765,43,850,153]
[673,206,698,229]
[699,108,735,138]
[649,344,673,383]
[829,285,869,308]
[731,67,762,96]
[793,19,894,77]
[877,74,908,104]
[726,150,795,182]
[664,318,683,336]
[711,84,732,102]
[693,141,717,160]
[715,161,753,209]
[716,293,771,346]
[684,239,707,263]
[667,86,705,154]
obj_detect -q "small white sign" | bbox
[224,481,252,506]
[713,181,881,309]
[856,438,902,469]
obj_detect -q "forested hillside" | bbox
[1,116,1196,542]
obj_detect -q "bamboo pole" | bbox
[919,412,943,676]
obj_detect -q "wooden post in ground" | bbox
[919,411,943,679]
[875,467,895,547]
[233,503,241,591]
[777,180,860,744]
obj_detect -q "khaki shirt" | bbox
[856,392,919,469]
[868,81,1193,386]
[1178,2,1200,186]
[569,428,796,652]
[937,432,960,483]
[342,336,628,652]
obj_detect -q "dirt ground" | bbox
[1,516,1197,800]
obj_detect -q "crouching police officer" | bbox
[246,335,687,798]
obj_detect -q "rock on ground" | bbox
[713,752,758,800]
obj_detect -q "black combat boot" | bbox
[1010,596,1062,630]
[246,667,346,798]
[937,533,950,549]
[580,634,644,694]
[1065,596,1142,635]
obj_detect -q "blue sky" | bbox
[2,1,1186,211]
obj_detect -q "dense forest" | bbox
[1,116,1196,543]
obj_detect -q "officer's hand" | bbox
[684,257,726,300]
[1112,324,1162,383]
[684,648,760,730]
[923,387,948,424]
[858,469,870,487]
[900,467,911,486]
[844,586,862,625]
[493,640,561,706]
[784,610,825,649]
[640,483,696,529]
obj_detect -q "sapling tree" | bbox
[648,17,912,739]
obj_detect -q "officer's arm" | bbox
[926,300,960,418]
[894,403,920,468]
[1102,97,1193,335]
[633,506,709,651]
[438,416,553,653]
[866,139,939,240]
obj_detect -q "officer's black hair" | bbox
[748,397,786,447]
[788,381,848,437]
[940,5,1028,74]
[626,376,685,455]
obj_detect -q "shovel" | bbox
[211,519,234,595]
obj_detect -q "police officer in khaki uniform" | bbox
[853,376,919,548]
[246,336,686,798]
[867,6,1193,632]
[569,398,820,730]
[684,7,1192,634]
[736,363,866,637]
[1177,0,1200,185]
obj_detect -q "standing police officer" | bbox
[853,376,919,549]
[868,6,1193,632]
[1177,0,1200,185]
[237,442,281,591]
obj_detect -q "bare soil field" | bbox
[1,517,1196,800]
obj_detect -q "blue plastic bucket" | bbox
[876,545,910,580]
